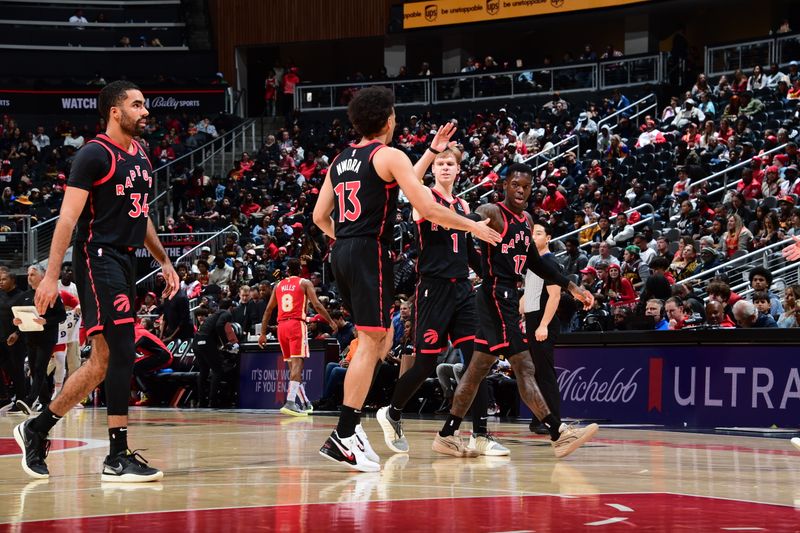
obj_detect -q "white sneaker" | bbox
[791,437,800,451]
[552,423,599,459]
[468,434,510,456]
[319,430,381,472]
[376,406,409,453]
[355,424,380,464]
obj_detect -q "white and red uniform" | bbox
[275,276,308,360]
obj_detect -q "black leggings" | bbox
[102,321,137,416]
[193,338,224,408]
[525,312,561,420]
[0,343,27,401]
[25,333,57,406]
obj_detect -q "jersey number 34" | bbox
[128,192,150,218]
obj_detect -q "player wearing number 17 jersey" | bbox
[313,86,502,472]
[14,81,180,483]
[259,259,336,417]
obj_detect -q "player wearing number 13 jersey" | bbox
[313,86,502,472]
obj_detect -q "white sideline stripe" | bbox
[585,517,628,526]
[605,503,634,512]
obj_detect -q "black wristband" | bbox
[465,213,483,222]
[427,146,441,155]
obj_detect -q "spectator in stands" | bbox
[604,264,636,308]
[777,285,800,328]
[588,240,619,268]
[69,9,88,28]
[282,67,300,119]
[696,246,722,274]
[197,118,218,139]
[560,237,588,277]
[748,266,783,318]
[209,255,234,289]
[747,65,766,91]
[765,63,790,89]
[665,296,687,329]
[721,214,753,257]
[698,92,716,119]
[606,213,634,247]
[32,126,50,152]
[580,266,602,294]
[691,74,710,98]
[645,299,669,330]
[671,98,704,129]
[63,127,84,149]
[740,91,765,117]
[670,243,700,282]
[705,301,736,328]
[733,300,777,328]
[621,245,648,287]
[542,183,567,212]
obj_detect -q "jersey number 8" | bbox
[281,294,294,312]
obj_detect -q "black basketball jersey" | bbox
[329,140,398,245]
[416,188,469,279]
[67,133,154,248]
[482,202,531,286]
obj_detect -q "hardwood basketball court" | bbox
[0,408,798,531]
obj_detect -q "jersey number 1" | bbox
[128,193,150,218]
[333,181,362,223]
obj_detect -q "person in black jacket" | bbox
[13,265,66,413]
[192,298,239,407]
[0,268,26,411]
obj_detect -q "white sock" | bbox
[287,381,300,402]
[297,383,308,405]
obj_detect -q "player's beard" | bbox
[119,109,145,137]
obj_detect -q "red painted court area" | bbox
[0,438,86,456]
[3,492,797,531]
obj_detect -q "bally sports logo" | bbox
[114,294,131,314]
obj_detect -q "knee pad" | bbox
[103,321,136,416]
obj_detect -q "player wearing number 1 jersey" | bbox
[259,259,336,417]
[14,81,180,483]
[313,86,501,472]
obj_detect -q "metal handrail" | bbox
[551,203,655,244]
[668,143,789,221]
[599,54,663,91]
[136,224,238,286]
[727,261,800,300]
[705,37,776,78]
[523,135,580,167]
[597,94,657,133]
[294,77,430,111]
[678,237,794,288]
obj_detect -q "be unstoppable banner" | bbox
[532,346,800,427]
[403,0,651,29]
[0,88,225,115]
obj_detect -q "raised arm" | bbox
[375,147,501,246]
[412,122,456,181]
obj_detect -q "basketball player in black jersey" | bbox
[14,81,180,482]
[432,164,599,459]
[314,86,502,472]
[377,145,509,457]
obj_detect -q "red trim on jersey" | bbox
[474,338,489,344]
[87,139,117,187]
[384,181,398,189]
[349,139,382,149]
[451,335,475,346]
[431,188,456,205]
[368,143,387,162]
[413,279,420,348]
[113,317,134,325]
[376,186,394,328]
[498,201,526,223]
[490,342,510,351]
[356,325,389,332]
[419,348,442,354]
[497,206,509,240]
[84,241,102,332]
[490,278,508,346]
[96,133,138,156]
[87,325,104,336]
[132,138,153,169]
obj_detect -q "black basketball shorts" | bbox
[331,237,394,332]
[415,278,476,354]
[73,242,136,336]
[474,280,527,357]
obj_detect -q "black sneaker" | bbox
[15,400,33,416]
[101,450,164,483]
[13,419,50,479]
